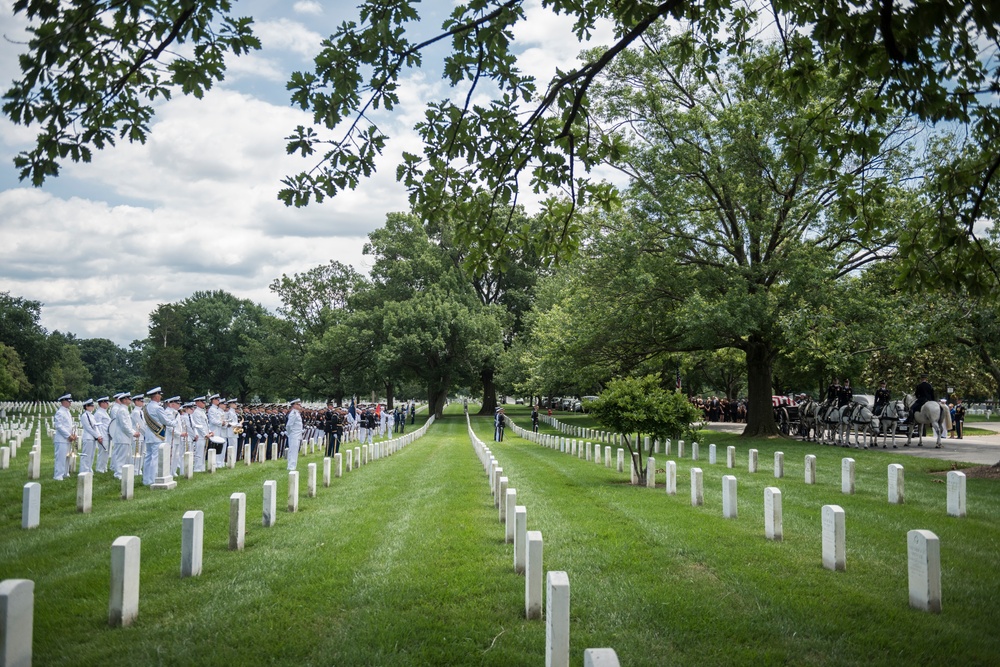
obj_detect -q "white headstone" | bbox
[583,648,621,667]
[545,571,570,667]
[774,451,784,479]
[335,452,343,478]
[654,438,660,455]
[0,446,8,470]
[604,446,611,468]
[362,444,368,465]
[691,468,703,506]
[0,579,34,667]
[722,475,738,519]
[494,467,504,504]
[207,449,217,473]
[151,443,177,490]
[230,493,245,551]
[691,441,699,460]
[888,464,904,504]
[346,449,353,473]
[21,483,39,529]
[514,505,527,574]
[805,454,816,485]
[227,445,236,469]
[726,446,735,469]
[26,450,38,480]
[525,531,544,619]
[77,471,93,513]
[665,460,677,496]
[748,449,758,473]
[630,454,639,485]
[288,471,299,512]
[616,448,624,473]
[180,510,204,578]
[947,470,966,517]
[307,463,317,498]
[354,447,361,470]
[184,452,194,479]
[907,529,941,613]
[646,457,656,488]
[505,489,517,542]
[121,464,134,500]
[109,536,140,627]
[709,443,716,464]
[593,443,601,465]
[586,442,592,461]
[323,457,332,487]
[842,458,855,494]
[664,439,671,457]
[498,477,509,520]
[822,504,846,571]
[677,440,684,459]
[262,480,277,527]
[764,487,782,541]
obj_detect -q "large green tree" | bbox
[6,1,998,284]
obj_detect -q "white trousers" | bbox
[193,438,206,472]
[80,438,96,474]
[286,434,301,470]
[171,438,184,476]
[142,439,160,485]
[53,440,70,479]
[96,438,109,472]
[111,437,130,477]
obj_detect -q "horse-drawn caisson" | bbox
[771,395,800,435]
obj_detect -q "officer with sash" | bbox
[141,387,173,485]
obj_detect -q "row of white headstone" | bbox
[510,418,971,519]
[3,417,439,663]
[508,420,947,614]
[468,415,620,667]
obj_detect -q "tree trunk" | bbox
[428,383,448,418]
[385,382,394,410]
[477,365,498,415]
[741,337,781,438]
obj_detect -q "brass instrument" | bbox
[233,420,244,435]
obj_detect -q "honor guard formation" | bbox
[49,389,419,484]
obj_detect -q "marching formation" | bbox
[50,388,420,485]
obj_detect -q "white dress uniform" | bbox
[207,401,224,464]
[95,403,112,472]
[285,402,303,471]
[109,399,133,477]
[130,400,145,470]
[223,405,237,463]
[190,404,209,472]
[79,406,101,474]
[141,393,174,485]
[164,402,185,476]
[53,398,74,480]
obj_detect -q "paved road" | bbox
[704,422,1000,466]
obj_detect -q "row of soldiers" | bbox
[52,389,419,484]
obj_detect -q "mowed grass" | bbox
[490,407,1000,666]
[2,405,999,666]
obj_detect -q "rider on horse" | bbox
[873,380,890,417]
[908,374,935,422]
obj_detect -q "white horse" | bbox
[820,402,850,446]
[902,395,947,448]
[873,400,904,448]
[844,400,878,448]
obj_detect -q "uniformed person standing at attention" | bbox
[141,387,173,486]
[531,405,540,432]
[207,394,225,462]
[285,399,303,470]
[130,394,145,470]
[95,396,112,473]
[79,398,101,475]
[953,398,966,439]
[53,393,76,480]
[837,379,853,408]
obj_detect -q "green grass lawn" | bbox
[2,405,999,666]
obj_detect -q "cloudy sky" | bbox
[0,0,615,346]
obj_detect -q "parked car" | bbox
[514,398,524,405]
[561,397,575,411]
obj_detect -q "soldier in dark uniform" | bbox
[409,402,415,424]
[826,378,841,405]
[325,403,341,457]
[837,379,853,408]
[873,380,891,416]
[953,398,966,439]
[909,374,935,422]
[531,405,540,432]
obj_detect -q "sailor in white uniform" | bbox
[53,393,76,480]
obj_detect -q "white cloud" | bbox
[292,1,323,16]
[254,18,324,58]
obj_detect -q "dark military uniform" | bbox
[874,386,890,416]
[837,383,853,408]
[953,402,966,439]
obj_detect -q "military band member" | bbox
[130,394,145,471]
[110,393,136,479]
[141,387,173,486]
[165,396,186,476]
[95,396,112,473]
[80,398,101,474]
[53,393,76,480]
[207,394,225,461]
[190,396,210,472]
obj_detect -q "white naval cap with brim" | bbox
[289,398,302,406]
[97,396,110,403]
[82,398,94,407]
[166,396,181,404]
[132,394,144,401]
[146,386,163,396]
[58,393,72,402]
[193,396,206,402]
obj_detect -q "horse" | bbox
[797,397,821,441]
[902,394,947,448]
[820,401,851,446]
[873,400,904,448]
[844,400,878,449]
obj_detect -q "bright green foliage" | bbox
[3,0,260,185]
[74,337,142,398]
[587,374,701,481]
[0,343,31,399]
